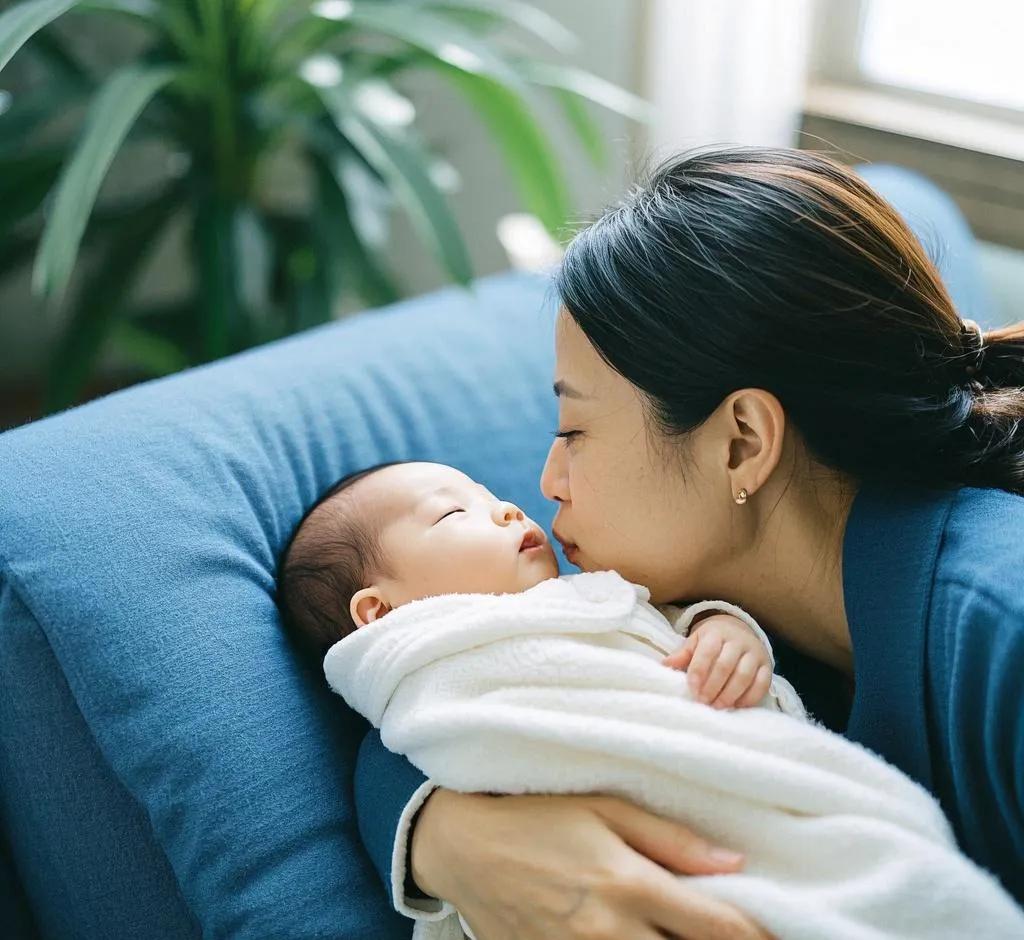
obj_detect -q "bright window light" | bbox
[859,0,1024,111]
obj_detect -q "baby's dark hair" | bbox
[276,461,406,659]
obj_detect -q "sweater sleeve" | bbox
[355,729,456,920]
[665,599,776,667]
[935,584,1024,898]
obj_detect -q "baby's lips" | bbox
[518,525,547,552]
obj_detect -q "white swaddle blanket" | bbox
[324,571,1024,939]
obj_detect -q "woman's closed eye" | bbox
[553,429,582,447]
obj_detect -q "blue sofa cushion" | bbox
[0,272,558,938]
[0,581,198,939]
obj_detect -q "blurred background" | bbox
[1,0,1022,429]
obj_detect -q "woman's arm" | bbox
[358,730,773,939]
[355,729,441,913]
[410,790,772,940]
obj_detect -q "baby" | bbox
[280,461,1024,940]
[279,460,783,711]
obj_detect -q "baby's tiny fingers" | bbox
[734,664,774,708]
[713,653,759,708]
[664,634,698,671]
[685,635,723,694]
[698,642,743,704]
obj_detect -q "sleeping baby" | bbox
[276,460,1024,940]
[277,459,803,715]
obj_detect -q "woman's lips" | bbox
[554,530,579,564]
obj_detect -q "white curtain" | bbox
[641,0,814,157]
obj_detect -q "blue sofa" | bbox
[0,166,993,938]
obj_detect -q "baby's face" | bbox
[362,462,560,609]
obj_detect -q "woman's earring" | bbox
[735,488,749,505]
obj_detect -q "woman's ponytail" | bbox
[951,322,1024,494]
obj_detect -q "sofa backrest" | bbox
[0,272,558,938]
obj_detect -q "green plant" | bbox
[0,0,647,409]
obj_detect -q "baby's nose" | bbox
[493,501,525,525]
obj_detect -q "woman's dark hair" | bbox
[556,147,1024,494]
[276,461,406,659]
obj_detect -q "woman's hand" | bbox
[411,788,773,940]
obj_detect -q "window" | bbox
[858,0,1024,113]
[803,0,1024,251]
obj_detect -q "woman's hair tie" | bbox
[960,318,986,379]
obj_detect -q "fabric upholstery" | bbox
[0,272,557,938]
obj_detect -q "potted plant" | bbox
[0,0,647,410]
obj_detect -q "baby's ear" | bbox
[350,587,391,627]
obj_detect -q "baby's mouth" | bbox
[518,527,546,553]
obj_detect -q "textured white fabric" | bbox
[389,781,453,921]
[325,571,1024,939]
[384,586,802,917]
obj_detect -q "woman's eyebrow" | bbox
[553,380,587,399]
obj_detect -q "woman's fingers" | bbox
[641,867,775,940]
[414,791,767,940]
[592,794,744,875]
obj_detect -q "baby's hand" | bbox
[662,614,773,709]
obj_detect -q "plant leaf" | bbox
[192,195,242,362]
[116,298,198,360]
[440,66,571,237]
[77,0,156,18]
[312,148,400,307]
[262,212,319,335]
[0,187,163,286]
[549,85,606,168]
[234,207,273,319]
[32,63,178,299]
[189,199,270,360]
[517,61,653,123]
[315,1,528,95]
[108,319,190,376]
[44,187,178,412]
[0,84,88,157]
[0,0,78,74]
[0,148,66,232]
[0,230,41,285]
[25,26,90,82]
[315,82,472,285]
[423,0,578,53]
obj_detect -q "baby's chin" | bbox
[520,554,560,588]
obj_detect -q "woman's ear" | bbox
[723,389,786,500]
[350,586,392,628]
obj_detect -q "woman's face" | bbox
[541,310,736,604]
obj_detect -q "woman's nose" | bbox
[540,439,568,504]
[492,501,525,526]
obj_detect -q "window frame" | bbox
[810,0,1024,127]
[803,0,1024,250]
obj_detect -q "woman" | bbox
[357,148,1024,939]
